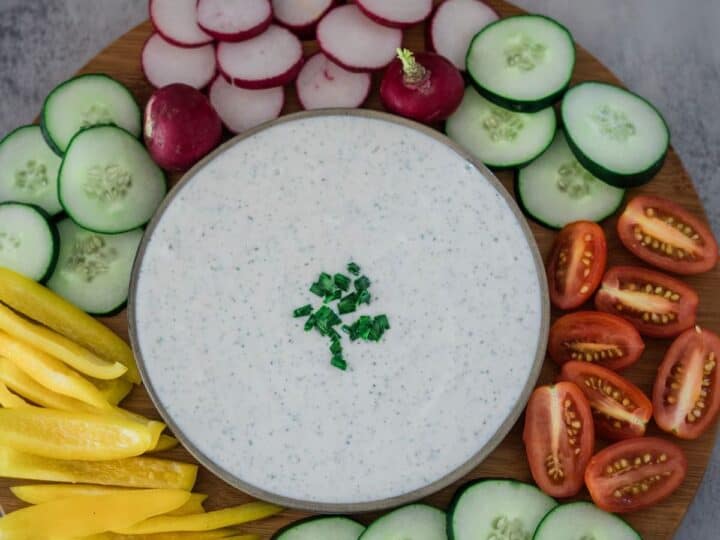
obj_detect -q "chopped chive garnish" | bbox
[330,338,342,354]
[375,314,390,330]
[293,304,313,318]
[334,273,351,291]
[324,289,342,303]
[331,355,347,370]
[347,262,361,275]
[338,292,358,314]
[354,275,371,292]
[309,282,324,297]
[357,289,371,305]
[327,327,341,341]
[304,314,315,332]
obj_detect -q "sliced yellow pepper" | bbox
[79,530,242,540]
[114,502,284,534]
[0,381,29,408]
[150,434,180,452]
[0,489,191,540]
[0,333,109,408]
[0,302,127,380]
[0,267,140,382]
[93,377,134,405]
[0,447,198,489]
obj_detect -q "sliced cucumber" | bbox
[533,502,640,540]
[0,202,59,282]
[516,131,625,229]
[46,218,143,315]
[0,125,62,215]
[360,504,447,540]
[41,73,142,155]
[446,86,556,169]
[466,15,575,112]
[562,82,670,187]
[449,479,557,540]
[58,125,166,234]
[273,516,365,540]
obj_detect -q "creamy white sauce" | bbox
[133,115,545,505]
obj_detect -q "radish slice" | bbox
[208,76,284,133]
[272,0,335,37]
[149,0,213,47]
[429,0,499,70]
[216,25,303,89]
[317,5,403,72]
[296,53,372,110]
[356,0,433,29]
[197,0,272,42]
[142,33,217,89]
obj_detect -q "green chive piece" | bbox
[354,275,371,292]
[338,293,358,314]
[357,289,371,305]
[319,272,335,292]
[324,289,342,304]
[293,304,313,318]
[347,262,361,275]
[334,273,351,291]
[330,338,342,354]
[356,315,373,340]
[375,314,390,330]
[331,355,347,370]
[327,327,341,341]
[342,324,358,341]
[304,314,315,331]
[309,282,324,297]
[315,306,341,326]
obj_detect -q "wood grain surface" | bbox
[2,2,718,538]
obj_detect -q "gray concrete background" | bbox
[0,1,718,537]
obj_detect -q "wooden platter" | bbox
[2,1,718,538]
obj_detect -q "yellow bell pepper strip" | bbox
[0,447,198,489]
[0,303,127,380]
[0,333,110,408]
[168,493,207,516]
[0,489,191,540]
[114,502,284,534]
[150,434,180,453]
[0,267,140,382]
[78,529,242,540]
[0,381,29,408]
[93,377,134,405]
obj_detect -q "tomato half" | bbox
[548,311,645,371]
[559,361,652,441]
[595,266,698,338]
[653,326,720,440]
[523,382,594,497]
[618,195,718,275]
[547,221,607,310]
[585,437,687,513]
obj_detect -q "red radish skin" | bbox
[142,34,217,89]
[144,84,223,171]
[209,76,285,134]
[272,0,335,39]
[149,0,213,47]
[216,25,303,89]
[380,49,464,123]
[428,0,499,70]
[317,5,403,73]
[356,0,433,29]
[296,53,372,110]
[197,0,272,42]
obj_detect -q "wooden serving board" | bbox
[3,1,718,538]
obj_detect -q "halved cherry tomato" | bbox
[653,326,720,440]
[523,382,594,497]
[585,437,687,513]
[618,195,718,275]
[558,361,652,441]
[548,311,645,371]
[547,221,607,310]
[595,266,698,338]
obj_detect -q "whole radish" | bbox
[144,83,223,171]
[380,48,464,124]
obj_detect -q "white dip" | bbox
[132,114,546,506]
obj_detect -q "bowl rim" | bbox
[128,108,550,513]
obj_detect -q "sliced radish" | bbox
[142,34,217,89]
[197,0,272,42]
[356,0,433,29]
[272,0,335,38]
[317,5,403,72]
[216,25,303,89]
[429,0,499,70]
[208,76,284,133]
[149,0,213,47]
[296,53,371,110]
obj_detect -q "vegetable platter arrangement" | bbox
[0,0,718,539]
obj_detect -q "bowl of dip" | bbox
[129,110,549,512]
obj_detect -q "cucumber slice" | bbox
[41,74,142,155]
[0,126,62,216]
[58,125,166,234]
[562,82,670,187]
[273,516,365,540]
[446,86,556,169]
[533,502,640,540]
[46,218,143,316]
[0,202,59,282]
[466,15,575,112]
[516,131,625,229]
[449,479,557,540]
[360,504,446,540]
